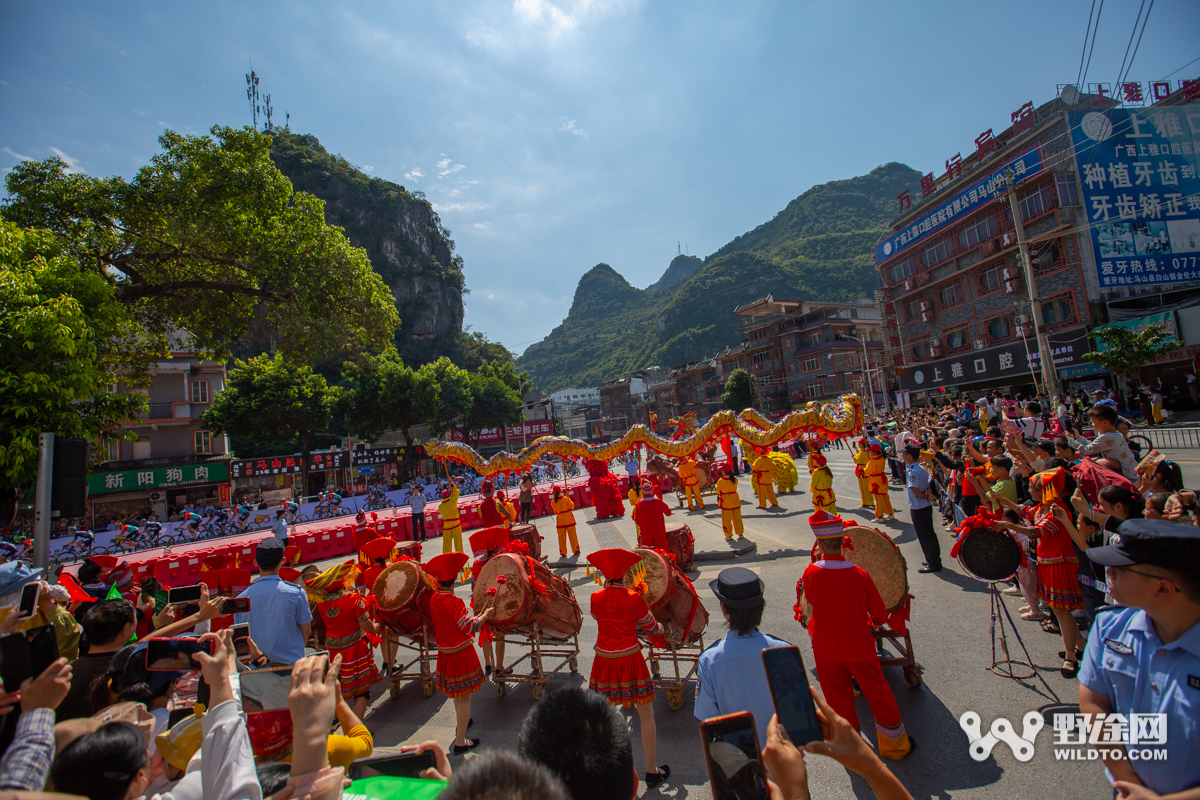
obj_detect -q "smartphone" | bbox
[349,751,437,781]
[144,638,213,671]
[0,633,32,690]
[761,646,823,746]
[167,707,193,729]
[16,583,39,620]
[230,623,251,659]
[178,602,200,618]
[700,712,770,800]
[26,625,58,679]
[239,664,293,714]
[221,597,250,615]
[167,584,203,604]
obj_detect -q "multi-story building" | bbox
[87,348,230,529]
[875,82,1200,403]
[549,387,599,408]
[733,296,800,413]
[778,299,888,409]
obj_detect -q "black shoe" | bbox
[452,738,481,755]
[645,765,670,788]
[918,565,943,573]
[484,665,493,678]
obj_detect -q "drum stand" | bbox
[987,583,1035,680]
[493,623,581,700]
[382,623,435,699]
[645,635,703,711]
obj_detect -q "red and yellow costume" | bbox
[865,445,893,518]
[808,450,837,514]
[852,440,873,507]
[1025,469,1083,610]
[359,537,396,590]
[426,552,485,698]
[678,458,704,510]
[714,471,744,539]
[797,511,912,760]
[550,487,579,557]
[479,483,512,529]
[628,482,645,538]
[752,452,778,508]
[305,561,381,700]
[439,486,463,555]
[633,492,673,551]
[588,549,658,706]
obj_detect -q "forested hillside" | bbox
[517,162,922,391]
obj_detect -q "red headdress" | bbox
[587,548,642,581]
[425,552,469,583]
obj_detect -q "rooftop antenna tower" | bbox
[263,92,274,132]
[245,65,261,131]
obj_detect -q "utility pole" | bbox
[1004,170,1060,398]
[33,433,53,571]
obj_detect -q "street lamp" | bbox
[842,333,888,416]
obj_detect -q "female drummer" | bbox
[996,467,1085,677]
[426,551,494,754]
[587,548,670,788]
[304,560,382,718]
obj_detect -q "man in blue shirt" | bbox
[408,484,428,541]
[902,445,941,574]
[270,508,290,544]
[235,537,312,665]
[1078,519,1200,798]
[695,567,790,745]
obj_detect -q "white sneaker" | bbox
[885,514,896,520]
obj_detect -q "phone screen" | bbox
[17,583,39,619]
[221,597,250,615]
[701,713,769,800]
[167,584,203,604]
[761,646,823,746]
[350,752,437,780]
[239,665,293,713]
[231,623,251,659]
[144,638,212,671]
[26,625,58,678]
[0,632,32,690]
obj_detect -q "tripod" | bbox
[988,582,1035,679]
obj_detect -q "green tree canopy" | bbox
[421,357,473,442]
[461,371,524,448]
[721,368,754,412]
[340,351,438,480]
[0,220,148,493]
[2,126,399,365]
[1082,323,1181,387]
[202,353,340,495]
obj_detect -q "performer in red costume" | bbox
[587,548,670,789]
[479,481,513,528]
[796,510,914,761]
[426,551,494,754]
[632,479,673,551]
[468,526,509,678]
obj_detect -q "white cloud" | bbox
[131,108,150,117]
[465,23,502,49]
[437,157,466,177]
[514,0,579,36]
[362,164,374,172]
[119,50,126,55]
[1,146,32,162]
[49,147,83,173]
[157,120,168,127]
[559,118,589,139]
[403,168,423,181]
[432,201,487,212]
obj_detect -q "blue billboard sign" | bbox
[875,146,1045,264]
[1068,107,1200,289]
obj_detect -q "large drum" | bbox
[665,522,695,571]
[472,553,582,639]
[806,525,909,612]
[623,547,708,647]
[372,560,432,640]
[957,527,1024,583]
[508,523,543,561]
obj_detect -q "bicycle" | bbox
[312,493,351,520]
[362,489,397,512]
[52,528,99,563]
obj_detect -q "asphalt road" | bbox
[345,447,1200,800]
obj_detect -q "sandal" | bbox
[1060,659,1079,679]
[1041,618,1061,634]
[1058,648,1084,660]
[1020,610,1047,621]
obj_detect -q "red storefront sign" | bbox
[451,420,555,446]
[219,483,231,504]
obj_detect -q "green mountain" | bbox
[517,162,922,391]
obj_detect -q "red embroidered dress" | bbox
[588,584,657,706]
[316,591,381,699]
[430,588,485,697]
[1023,502,1084,610]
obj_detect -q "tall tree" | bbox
[1082,323,1180,389]
[341,352,438,481]
[461,371,524,449]
[2,126,400,365]
[422,357,473,447]
[0,220,147,496]
[721,368,754,412]
[202,354,340,497]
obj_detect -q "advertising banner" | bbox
[88,461,229,495]
[1095,311,1180,351]
[450,420,555,447]
[898,327,1092,392]
[1068,107,1200,289]
[231,451,348,478]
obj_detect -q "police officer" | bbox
[1078,518,1200,798]
[695,567,790,746]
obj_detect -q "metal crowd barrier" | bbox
[1143,427,1200,450]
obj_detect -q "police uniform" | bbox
[1079,519,1200,795]
[695,567,789,745]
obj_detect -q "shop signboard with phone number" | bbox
[230,451,348,478]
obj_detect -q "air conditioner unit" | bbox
[930,338,941,346]
[904,279,912,292]
[1002,233,1014,247]
[979,241,996,256]
[1016,325,1026,337]
[150,492,163,502]
[919,301,927,311]
[1002,268,1012,280]
[1016,314,1030,324]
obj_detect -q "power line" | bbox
[1159,54,1200,80]
[1080,0,1106,90]
[1120,0,1154,87]
[1076,0,1099,88]
[1113,0,1147,90]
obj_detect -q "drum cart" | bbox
[492,623,581,700]
[874,625,923,688]
[643,634,704,710]
[381,623,435,699]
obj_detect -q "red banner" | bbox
[219,483,231,504]
[451,420,554,446]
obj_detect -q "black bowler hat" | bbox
[709,567,765,609]
[1087,518,1200,570]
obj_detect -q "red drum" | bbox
[472,552,583,639]
[624,547,708,647]
[372,560,432,641]
[395,541,422,562]
[508,523,543,561]
[665,522,695,571]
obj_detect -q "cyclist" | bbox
[181,511,204,539]
[0,540,20,564]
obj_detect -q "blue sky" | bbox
[2,1,1198,354]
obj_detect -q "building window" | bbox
[936,281,962,310]
[194,430,212,455]
[804,380,823,398]
[888,258,916,285]
[910,338,931,361]
[850,309,859,318]
[958,214,999,250]
[846,352,860,368]
[1056,174,1080,207]
[1041,291,1079,328]
[903,298,922,322]
[783,338,792,348]
[752,351,771,364]
[787,363,795,373]
[920,238,952,268]
[801,356,820,372]
[1016,183,1055,220]
[945,326,970,352]
[190,379,209,404]
[1032,240,1063,272]
[985,314,1014,343]
[978,264,1004,294]
[107,441,121,462]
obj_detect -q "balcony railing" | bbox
[146,403,176,420]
